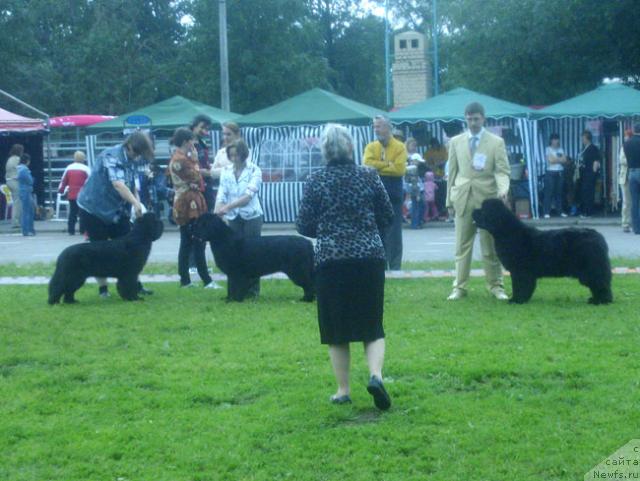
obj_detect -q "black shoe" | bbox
[138,286,154,296]
[367,375,391,411]
[329,394,352,405]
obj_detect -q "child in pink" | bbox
[423,171,439,221]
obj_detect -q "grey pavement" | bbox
[0,216,638,266]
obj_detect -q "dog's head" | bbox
[193,213,232,244]
[131,212,164,242]
[472,198,519,236]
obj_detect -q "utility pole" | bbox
[384,0,391,109]
[219,0,230,111]
[432,0,439,96]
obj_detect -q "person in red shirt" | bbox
[58,151,91,235]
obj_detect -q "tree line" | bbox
[1,0,639,117]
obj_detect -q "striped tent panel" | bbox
[260,182,305,223]
[242,124,375,223]
[517,118,541,217]
[85,135,98,167]
[243,124,374,165]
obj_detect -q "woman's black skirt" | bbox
[315,258,385,345]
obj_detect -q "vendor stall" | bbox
[389,88,538,217]
[0,107,48,217]
[532,83,640,215]
[237,88,385,222]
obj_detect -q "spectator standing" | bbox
[363,116,407,270]
[424,137,447,179]
[445,102,511,301]
[58,151,90,235]
[405,138,426,229]
[190,115,216,212]
[215,139,263,297]
[4,144,24,229]
[623,123,640,235]
[543,133,568,218]
[77,131,154,298]
[169,128,218,288]
[296,124,394,410]
[578,130,601,218]
[17,154,35,236]
[212,122,242,188]
[619,129,633,233]
[423,171,439,222]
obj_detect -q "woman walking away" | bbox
[169,128,217,289]
[17,154,36,236]
[296,124,395,410]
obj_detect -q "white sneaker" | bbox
[204,281,223,289]
[544,214,550,219]
[447,288,467,301]
[560,213,568,218]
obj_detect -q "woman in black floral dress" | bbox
[296,124,394,410]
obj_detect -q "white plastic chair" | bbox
[55,192,70,219]
[0,184,13,221]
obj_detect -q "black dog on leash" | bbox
[48,213,164,304]
[472,199,612,304]
[193,213,315,302]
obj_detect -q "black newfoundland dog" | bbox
[472,199,612,305]
[193,213,315,302]
[48,213,164,304]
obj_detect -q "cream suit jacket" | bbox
[446,130,511,217]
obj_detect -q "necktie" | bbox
[470,136,478,156]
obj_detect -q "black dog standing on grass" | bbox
[48,213,164,304]
[472,199,613,304]
[194,213,315,302]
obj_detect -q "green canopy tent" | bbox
[236,88,385,222]
[85,95,240,166]
[531,83,640,214]
[238,88,385,126]
[389,87,539,218]
[389,87,532,122]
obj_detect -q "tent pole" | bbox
[0,88,49,118]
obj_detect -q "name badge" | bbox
[472,152,487,171]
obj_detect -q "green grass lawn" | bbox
[1,275,639,481]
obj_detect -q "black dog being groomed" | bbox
[472,199,612,305]
[193,213,315,302]
[48,213,164,304]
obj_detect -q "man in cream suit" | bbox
[446,102,511,300]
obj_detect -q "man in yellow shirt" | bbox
[446,102,511,301]
[363,115,407,270]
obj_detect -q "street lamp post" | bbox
[219,0,230,111]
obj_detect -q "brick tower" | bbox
[392,31,432,109]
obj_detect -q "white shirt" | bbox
[546,146,565,172]
[216,162,263,221]
[467,127,486,149]
[212,146,253,179]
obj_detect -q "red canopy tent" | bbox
[0,107,46,132]
[48,115,114,128]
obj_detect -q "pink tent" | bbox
[0,107,46,132]
[49,115,115,128]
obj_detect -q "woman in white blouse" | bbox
[214,138,263,297]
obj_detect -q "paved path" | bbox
[1,219,638,266]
